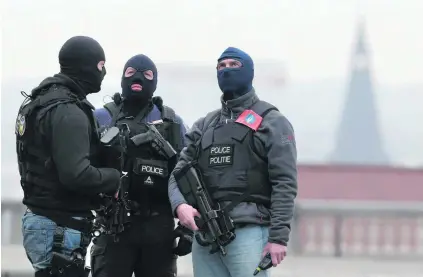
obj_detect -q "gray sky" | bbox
[2,0,422,85]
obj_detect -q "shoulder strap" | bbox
[104,101,121,118]
[161,105,176,122]
[202,109,220,131]
[104,102,123,126]
[250,100,279,118]
[30,86,79,122]
[247,100,279,164]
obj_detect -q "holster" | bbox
[34,252,89,277]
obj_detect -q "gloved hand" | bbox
[173,222,194,256]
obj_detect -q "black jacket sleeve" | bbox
[49,103,120,196]
[257,110,298,245]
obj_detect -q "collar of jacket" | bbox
[219,88,259,118]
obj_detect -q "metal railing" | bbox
[291,200,423,258]
[2,199,423,258]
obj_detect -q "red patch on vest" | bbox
[235,110,263,131]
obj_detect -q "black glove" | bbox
[173,223,193,256]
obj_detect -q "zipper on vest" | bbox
[224,102,234,124]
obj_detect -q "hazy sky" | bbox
[2,0,422,85]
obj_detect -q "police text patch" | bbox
[139,164,166,177]
[208,144,234,166]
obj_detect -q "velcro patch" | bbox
[208,144,234,167]
[235,110,263,131]
[139,164,167,177]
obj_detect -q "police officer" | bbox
[17,36,121,277]
[91,54,192,277]
[168,47,298,277]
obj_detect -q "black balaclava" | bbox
[121,54,158,105]
[217,47,254,100]
[59,36,106,94]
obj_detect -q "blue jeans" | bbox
[192,224,270,277]
[21,210,84,272]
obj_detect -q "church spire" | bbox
[330,19,389,165]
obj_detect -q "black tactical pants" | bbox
[90,214,177,277]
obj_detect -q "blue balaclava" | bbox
[121,54,158,103]
[217,47,254,99]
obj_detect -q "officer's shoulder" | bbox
[94,107,109,118]
[51,102,87,121]
[47,89,87,120]
[159,104,179,123]
[103,101,118,110]
[46,103,88,133]
[193,108,220,130]
[162,105,182,125]
[173,113,184,125]
[101,101,121,117]
[265,109,286,121]
[260,107,293,131]
[204,108,220,123]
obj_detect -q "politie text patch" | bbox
[235,110,263,131]
[208,144,234,166]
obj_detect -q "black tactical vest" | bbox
[196,100,278,207]
[16,86,98,200]
[103,101,182,209]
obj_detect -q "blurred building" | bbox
[330,18,389,165]
[295,19,423,258]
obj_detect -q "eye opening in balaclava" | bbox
[216,58,243,71]
[124,67,154,81]
[59,36,106,94]
[97,61,106,72]
[121,54,158,103]
[217,47,254,99]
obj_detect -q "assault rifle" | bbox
[173,162,236,256]
[130,123,177,160]
[96,126,139,241]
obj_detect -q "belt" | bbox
[26,208,93,233]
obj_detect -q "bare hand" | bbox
[176,204,200,231]
[262,242,287,266]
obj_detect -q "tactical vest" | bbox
[16,86,99,200]
[196,100,278,207]
[103,101,182,205]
